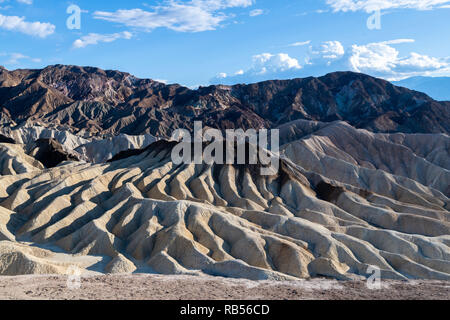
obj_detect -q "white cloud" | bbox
[73,31,133,48]
[0,14,55,37]
[289,40,311,47]
[310,41,345,61]
[396,52,447,72]
[326,0,450,12]
[211,39,449,84]
[94,0,254,33]
[1,52,41,65]
[348,40,448,79]
[249,9,263,16]
[381,39,415,45]
[349,42,398,73]
[0,0,33,5]
[252,53,302,74]
[211,53,301,83]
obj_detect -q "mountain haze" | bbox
[394,76,450,102]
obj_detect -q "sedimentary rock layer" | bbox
[0,125,448,280]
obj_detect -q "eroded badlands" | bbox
[0,121,448,282]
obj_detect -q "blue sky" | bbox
[1,0,450,87]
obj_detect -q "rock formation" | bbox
[0,65,448,281]
[0,65,448,137]
[0,124,157,164]
[0,131,447,280]
[28,139,80,168]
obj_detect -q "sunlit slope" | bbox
[0,134,448,280]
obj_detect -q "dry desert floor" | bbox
[0,274,449,300]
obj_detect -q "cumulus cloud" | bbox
[73,31,133,48]
[252,53,302,74]
[310,41,345,62]
[211,52,301,84]
[211,39,449,84]
[349,42,397,73]
[93,0,254,33]
[349,41,448,79]
[326,0,450,12]
[0,14,55,37]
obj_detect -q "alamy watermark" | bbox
[170,122,280,176]
[67,4,82,30]
[66,265,82,290]
[367,6,382,30]
[367,265,382,290]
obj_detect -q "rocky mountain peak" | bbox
[0,65,448,137]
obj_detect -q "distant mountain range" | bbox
[0,65,449,136]
[394,76,450,102]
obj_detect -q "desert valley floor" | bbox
[0,274,449,300]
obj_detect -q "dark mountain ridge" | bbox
[0,65,448,137]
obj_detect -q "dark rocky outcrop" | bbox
[29,139,79,168]
[315,181,346,202]
[0,65,448,137]
[0,134,15,144]
[108,140,179,162]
